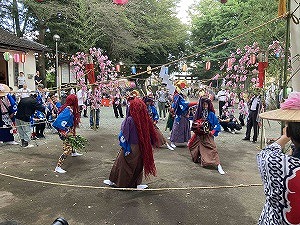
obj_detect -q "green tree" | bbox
[189,0,286,83]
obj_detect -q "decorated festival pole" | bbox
[281,0,290,133]
[258,50,268,148]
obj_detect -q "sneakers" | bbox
[217,164,225,175]
[24,144,34,148]
[137,184,148,189]
[170,142,176,148]
[242,138,250,141]
[103,180,116,186]
[71,152,83,157]
[231,131,236,134]
[55,166,67,173]
[6,141,19,145]
[166,143,174,151]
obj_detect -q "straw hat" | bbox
[259,92,300,122]
[130,90,140,97]
[0,84,10,97]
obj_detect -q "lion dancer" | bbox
[169,88,197,149]
[143,95,174,151]
[52,94,83,173]
[188,97,225,175]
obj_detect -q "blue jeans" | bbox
[90,109,100,127]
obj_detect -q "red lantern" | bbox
[14,53,20,63]
[20,53,26,63]
[250,54,256,64]
[258,62,268,88]
[205,61,211,70]
[113,0,128,5]
[86,64,95,84]
[116,64,120,72]
[227,58,232,68]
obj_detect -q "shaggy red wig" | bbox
[129,98,158,177]
[59,94,80,129]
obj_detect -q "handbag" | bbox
[234,122,242,130]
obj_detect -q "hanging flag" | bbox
[258,62,268,88]
[113,0,128,5]
[3,52,10,61]
[147,66,152,74]
[159,65,166,78]
[250,54,256,64]
[20,53,26,63]
[131,66,136,74]
[205,61,211,70]
[165,67,169,75]
[86,64,95,84]
[14,53,20,63]
[227,58,232,68]
[116,64,120,72]
[278,0,287,16]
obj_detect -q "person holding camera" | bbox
[257,92,300,224]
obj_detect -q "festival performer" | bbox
[104,97,158,189]
[169,92,196,148]
[257,92,300,224]
[53,94,83,174]
[0,84,18,145]
[188,97,225,175]
[143,95,174,151]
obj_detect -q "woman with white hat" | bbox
[257,92,300,224]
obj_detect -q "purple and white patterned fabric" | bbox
[257,142,300,225]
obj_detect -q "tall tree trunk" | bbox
[12,0,22,37]
[37,22,47,87]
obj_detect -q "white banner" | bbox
[290,0,300,91]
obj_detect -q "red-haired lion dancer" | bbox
[104,97,158,189]
[53,94,82,173]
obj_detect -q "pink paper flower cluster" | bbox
[281,92,300,110]
[216,41,284,112]
[70,47,120,108]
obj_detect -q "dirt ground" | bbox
[0,102,282,225]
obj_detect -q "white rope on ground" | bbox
[0,172,262,191]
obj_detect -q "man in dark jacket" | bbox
[242,94,262,143]
[15,94,45,148]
